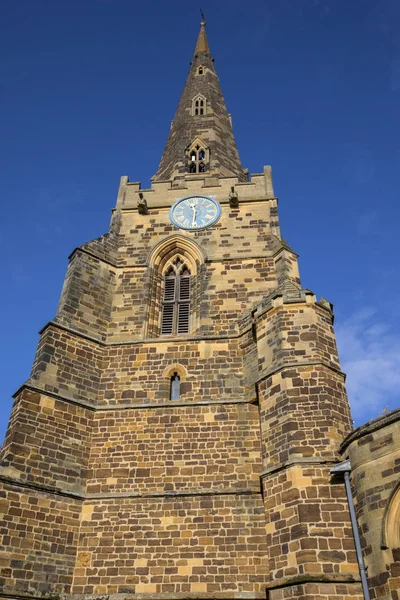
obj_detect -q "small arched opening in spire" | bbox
[192,94,207,117]
[197,66,204,76]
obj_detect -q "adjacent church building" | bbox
[1,19,399,600]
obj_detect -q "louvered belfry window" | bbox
[161,258,191,335]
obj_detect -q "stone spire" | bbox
[194,17,210,54]
[153,19,246,184]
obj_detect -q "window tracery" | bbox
[146,235,205,339]
[161,257,191,335]
[187,139,209,174]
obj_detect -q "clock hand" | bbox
[191,206,197,227]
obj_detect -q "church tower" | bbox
[1,20,366,600]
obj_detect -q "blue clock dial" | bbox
[170,196,221,230]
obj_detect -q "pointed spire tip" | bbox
[195,10,210,55]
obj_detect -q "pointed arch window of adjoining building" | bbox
[161,258,191,335]
[192,94,206,116]
[383,482,400,550]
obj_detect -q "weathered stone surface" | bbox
[341,410,400,600]
[1,17,397,600]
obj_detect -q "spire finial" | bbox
[194,9,210,55]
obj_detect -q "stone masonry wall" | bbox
[99,338,246,405]
[0,482,81,597]
[0,389,91,495]
[262,464,360,587]
[29,327,252,407]
[259,364,351,466]
[56,250,116,342]
[0,168,366,600]
[86,402,261,495]
[341,410,400,600]
[72,494,268,597]
[29,325,103,404]
[253,290,362,599]
[53,194,298,344]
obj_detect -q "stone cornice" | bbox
[13,382,256,411]
[257,359,346,385]
[0,593,266,600]
[69,243,291,270]
[340,407,400,453]
[68,245,118,268]
[115,196,278,211]
[38,320,106,344]
[37,318,253,346]
[260,457,339,479]
[265,573,361,590]
[0,474,260,502]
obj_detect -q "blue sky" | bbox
[1,0,399,441]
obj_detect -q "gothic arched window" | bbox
[146,236,204,339]
[161,258,191,335]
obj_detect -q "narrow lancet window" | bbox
[170,372,181,400]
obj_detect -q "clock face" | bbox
[170,196,221,231]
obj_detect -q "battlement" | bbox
[115,165,275,210]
